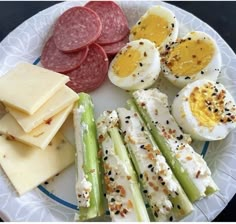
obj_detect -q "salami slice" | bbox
[66,43,109,93]
[41,37,88,73]
[53,7,102,52]
[85,1,129,45]
[102,34,129,56]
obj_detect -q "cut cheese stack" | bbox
[0,62,78,195]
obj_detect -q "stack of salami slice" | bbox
[41,1,130,93]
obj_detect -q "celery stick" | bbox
[108,127,150,222]
[118,106,193,221]
[128,98,202,202]
[74,93,104,221]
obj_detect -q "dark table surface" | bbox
[0,1,236,222]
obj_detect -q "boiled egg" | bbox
[129,5,178,53]
[172,79,236,141]
[108,39,161,91]
[162,31,221,88]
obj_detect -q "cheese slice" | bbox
[0,62,69,115]
[0,104,73,149]
[7,86,78,133]
[0,132,75,195]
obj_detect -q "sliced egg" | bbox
[108,39,161,91]
[162,31,222,88]
[129,5,178,52]
[172,79,236,141]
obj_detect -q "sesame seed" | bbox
[125,116,131,119]
[104,156,108,161]
[140,174,143,179]
[166,120,169,124]
[148,164,153,168]
[110,177,114,181]
[139,62,143,67]
[143,190,148,193]
[141,126,145,131]
[125,120,129,123]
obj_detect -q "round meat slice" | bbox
[85,1,129,45]
[41,37,89,73]
[53,7,102,52]
[66,43,109,93]
[102,34,129,56]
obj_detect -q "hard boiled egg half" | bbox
[108,39,161,91]
[162,31,222,88]
[172,79,236,141]
[129,5,179,53]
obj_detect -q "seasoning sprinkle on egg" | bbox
[161,31,222,88]
[108,39,161,91]
[172,79,236,141]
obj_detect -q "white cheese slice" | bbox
[0,62,69,115]
[0,132,75,195]
[7,86,78,132]
[0,104,73,149]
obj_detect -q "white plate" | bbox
[0,1,236,222]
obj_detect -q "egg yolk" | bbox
[112,47,142,78]
[189,83,225,128]
[130,14,171,47]
[166,38,215,76]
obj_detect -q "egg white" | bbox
[162,31,222,88]
[129,5,179,53]
[108,39,161,91]
[171,79,236,141]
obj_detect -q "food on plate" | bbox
[66,43,109,93]
[101,34,129,56]
[161,31,221,88]
[172,80,236,141]
[0,131,75,195]
[7,86,78,133]
[0,104,73,149]
[117,107,193,221]
[85,1,129,45]
[129,5,178,52]
[131,88,218,202]
[73,93,104,221]
[108,39,161,91]
[96,110,150,221]
[41,37,89,73]
[53,6,102,52]
[0,63,69,114]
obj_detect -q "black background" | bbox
[0,1,236,222]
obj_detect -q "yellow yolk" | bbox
[189,83,225,128]
[167,39,215,76]
[112,48,142,78]
[130,14,171,47]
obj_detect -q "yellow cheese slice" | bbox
[0,104,73,149]
[0,132,75,195]
[7,86,78,133]
[0,62,69,115]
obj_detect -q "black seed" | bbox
[161,182,165,186]
[139,62,143,67]
[171,23,174,28]
[104,156,108,161]
[140,174,143,179]
[166,120,169,124]
[110,177,114,181]
[104,193,106,197]
[225,108,230,111]
[125,116,131,119]
[169,216,173,221]
[201,71,204,74]
[143,189,148,193]
[141,126,145,131]
[140,145,145,149]
[151,167,155,172]
[176,94,179,97]
[108,170,112,175]
[187,37,191,40]
[154,211,158,217]
[176,135,183,140]
[139,41,144,45]
[214,109,218,113]
[185,76,191,80]
[125,120,129,123]
[227,118,232,122]
[105,150,108,154]
[141,80,144,82]
[111,198,115,202]
[175,75,179,78]
[115,211,120,215]
[216,81,220,84]
[148,164,153,168]
[177,205,181,210]
[138,21,141,25]
[116,189,120,193]
[44,181,48,185]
